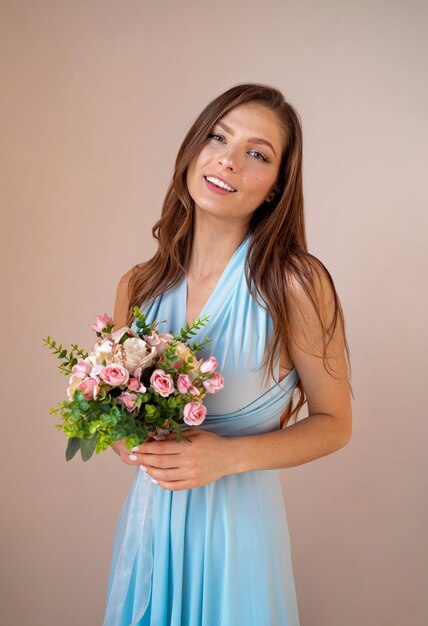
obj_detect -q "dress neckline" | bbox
[183,234,250,328]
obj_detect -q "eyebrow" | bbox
[217,120,277,157]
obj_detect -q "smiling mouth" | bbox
[203,175,237,192]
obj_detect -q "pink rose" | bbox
[202,373,224,394]
[144,332,161,346]
[200,356,219,374]
[177,374,200,396]
[90,313,114,332]
[183,402,207,426]
[145,332,174,357]
[126,367,146,392]
[127,377,147,392]
[117,392,138,412]
[78,377,100,400]
[71,358,92,379]
[99,363,129,386]
[150,369,174,397]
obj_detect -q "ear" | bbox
[265,186,279,203]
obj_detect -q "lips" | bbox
[203,174,237,192]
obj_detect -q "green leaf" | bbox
[168,418,180,432]
[80,436,97,462]
[78,400,90,411]
[65,437,81,461]
[145,404,156,417]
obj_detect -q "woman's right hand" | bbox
[111,439,141,465]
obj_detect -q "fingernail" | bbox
[129,454,138,461]
[139,465,147,472]
[131,446,139,452]
[150,478,158,484]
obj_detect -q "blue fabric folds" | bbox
[102,234,301,626]
[103,470,155,626]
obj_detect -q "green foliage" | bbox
[190,336,212,353]
[42,336,89,376]
[80,435,97,462]
[65,437,81,461]
[53,381,198,461]
[157,342,181,374]
[172,315,210,345]
[45,308,218,462]
[133,306,159,336]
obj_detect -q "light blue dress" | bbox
[103,234,301,626]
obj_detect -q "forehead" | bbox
[217,102,284,151]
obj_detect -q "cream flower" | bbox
[175,341,193,362]
[86,339,115,366]
[123,337,157,375]
[67,374,83,401]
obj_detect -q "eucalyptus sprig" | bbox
[190,336,212,353]
[132,306,161,336]
[173,315,210,343]
[42,336,89,376]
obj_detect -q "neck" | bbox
[187,217,249,279]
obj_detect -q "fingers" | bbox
[112,441,144,466]
[114,435,187,467]
[141,465,188,483]
[123,445,144,465]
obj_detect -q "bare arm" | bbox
[110,268,141,463]
[228,266,353,473]
[113,268,135,329]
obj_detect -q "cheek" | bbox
[197,145,214,165]
[246,175,271,198]
[187,149,208,181]
[186,160,199,190]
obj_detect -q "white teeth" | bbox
[205,176,236,192]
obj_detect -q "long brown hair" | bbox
[125,82,353,427]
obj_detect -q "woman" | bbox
[103,83,353,626]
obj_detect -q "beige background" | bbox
[1,1,427,625]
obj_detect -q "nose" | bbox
[218,155,235,171]
[217,145,239,171]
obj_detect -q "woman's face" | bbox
[186,101,284,225]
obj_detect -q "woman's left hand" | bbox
[127,428,236,491]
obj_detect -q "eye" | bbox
[207,132,270,163]
[208,132,224,142]
[249,150,269,163]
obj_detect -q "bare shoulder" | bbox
[287,256,337,338]
[287,257,352,439]
[113,265,142,328]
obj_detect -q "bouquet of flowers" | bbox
[43,307,224,462]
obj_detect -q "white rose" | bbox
[86,352,104,366]
[83,354,98,367]
[123,337,157,375]
[67,374,82,401]
[86,339,115,366]
[96,339,113,354]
